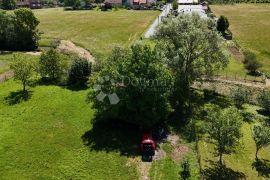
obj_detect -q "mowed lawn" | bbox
[211,4,270,73]
[0,80,138,179]
[34,8,159,58]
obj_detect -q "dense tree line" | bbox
[0,0,16,10]
[0,8,40,51]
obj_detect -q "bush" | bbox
[243,50,262,74]
[68,57,91,85]
[180,159,190,180]
[39,49,66,82]
[217,15,229,33]
[101,2,112,11]
[257,90,270,113]
[230,86,250,109]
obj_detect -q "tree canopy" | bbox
[88,42,173,129]
[154,14,228,108]
[10,54,35,92]
[1,0,16,10]
[205,106,242,164]
[0,8,40,51]
[252,124,270,160]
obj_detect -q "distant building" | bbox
[17,0,43,9]
[104,0,122,5]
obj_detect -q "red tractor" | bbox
[140,133,156,161]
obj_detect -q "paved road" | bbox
[144,4,172,38]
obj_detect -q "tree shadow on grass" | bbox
[202,161,246,180]
[4,90,33,105]
[256,109,270,118]
[81,120,141,157]
[252,159,270,178]
[65,84,88,91]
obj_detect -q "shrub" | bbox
[243,50,262,74]
[39,49,66,82]
[101,2,112,11]
[230,86,250,109]
[180,159,190,180]
[68,57,91,85]
[217,15,229,33]
[257,90,270,113]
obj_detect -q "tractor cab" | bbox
[141,133,156,158]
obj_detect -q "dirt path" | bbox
[0,71,14,83]
[57,40,95,64]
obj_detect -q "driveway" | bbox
[144,4,172,38]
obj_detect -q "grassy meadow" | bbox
[34,8,159,58]
[211,4,270,74]
[0,80,139,179]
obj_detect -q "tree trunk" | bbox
[23,81,26,92]
[255,147,259,160]
[219,153,223,165]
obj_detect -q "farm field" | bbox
[0,80,138,179]
[34,8,159,58]
[211,4,270,74]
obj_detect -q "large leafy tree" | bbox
[14,8,40,50]
[205,107,243,165]
[10,54,35,92]
[88,42,173,129]
[252,124,270,160]
[154,14,228,109]
[0,8,40,51]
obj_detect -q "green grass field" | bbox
[0,80,138,179]
[34,8,159,58]
[198,104,270,180]
[211,4,270,74]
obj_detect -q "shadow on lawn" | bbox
[4,90,32,105]
[202,161,246,180]
[81,120,141,157]
[252,159,270,178]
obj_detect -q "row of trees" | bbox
[0,0,16,10]
[0,8,40,51]
[88,14,229,129]
[206,106,270,165]
[230,86,270,113]
[11,49,92,92]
